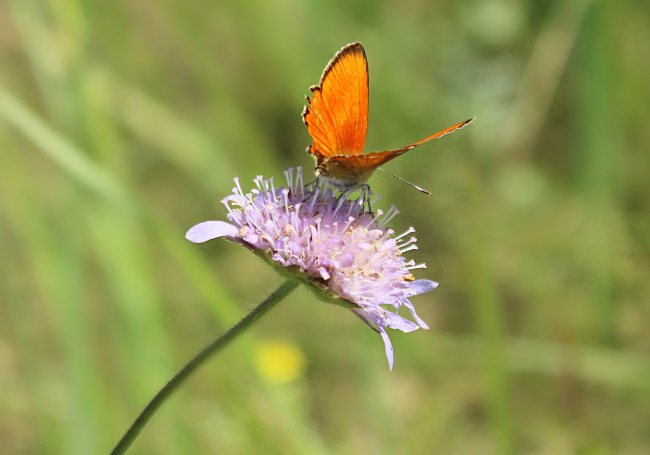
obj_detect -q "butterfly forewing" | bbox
[303,42,369,158]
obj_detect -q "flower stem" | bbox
[109,279,300,455]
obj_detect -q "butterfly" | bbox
[302,42,474,191]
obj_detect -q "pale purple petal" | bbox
[402,301,430,330]
[410,279,439,295]
[186,221,238,243]
[352,307,382,328]
[385,313,420,332]
[379,328,394,371]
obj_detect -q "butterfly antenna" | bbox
[377,168,431,195]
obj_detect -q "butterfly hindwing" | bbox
[329,117,476,173]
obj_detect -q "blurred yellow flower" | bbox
[255,340,307,384]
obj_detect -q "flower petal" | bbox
[385,312,420,333]
[186,221,238,243]
[379,328,395,371]
[410,279,439,295]
[400,299,430,330]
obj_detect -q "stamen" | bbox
[341,215,356,234]
[397,236,418,248]
[296,168,305,198]
[332,193,349,217]
[308,188,320,214]
[284,167,294,189]
[233,177,244,196]
[253,175,264,192]
[379,206,400,227]
[282,189,291,215]
[393,227,416,242]
[399,245,418,254]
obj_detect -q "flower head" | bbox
[186,168,438,370]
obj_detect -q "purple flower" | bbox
[186,168,438,370]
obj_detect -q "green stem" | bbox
[109,279,300,455]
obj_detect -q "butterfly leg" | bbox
[304,177,318,188]
[357,184,374,214]
[338,183,374,214]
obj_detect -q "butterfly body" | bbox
[314,155,375,188]
[302,42,473,190]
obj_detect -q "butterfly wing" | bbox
[328,117,475,173]
[302,42,369,159]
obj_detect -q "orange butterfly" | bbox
[302,42,474,190]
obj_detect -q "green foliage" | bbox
[1,0,649,454]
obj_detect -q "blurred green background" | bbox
[1,0,649,454]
